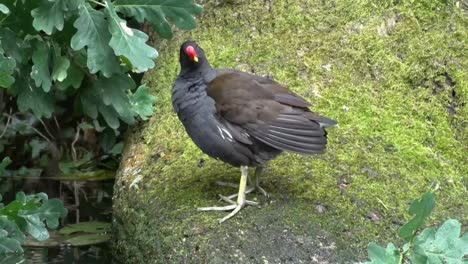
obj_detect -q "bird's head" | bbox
[179,41,208,69]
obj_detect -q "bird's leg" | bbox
[218,167,269,200]
[198,166,253,223]
[253,167,269,197]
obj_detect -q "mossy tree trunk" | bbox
[113,1,467,263]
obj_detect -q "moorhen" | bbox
[172,41,337,223]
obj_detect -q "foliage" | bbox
[59,221,111,246]
[0,0,202,178]
[364,192,468,264]
[0,192,67,254]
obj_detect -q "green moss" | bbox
[113,0,467,263]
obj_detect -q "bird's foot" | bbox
[199,166,264,223]
[198,194,258,223]
[198,199,253,223]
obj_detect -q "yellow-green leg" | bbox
[217,167,269,200]
[198,166,256,223]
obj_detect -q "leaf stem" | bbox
[88,0,106,8]
[0,108,12,138]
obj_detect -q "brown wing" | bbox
[207,70,336,154]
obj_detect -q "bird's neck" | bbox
[180,62,216,83]
[172,67,217,118]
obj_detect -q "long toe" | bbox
[197,202,246,223]
[256,185,269,197]
[197,204,237,211]
[215,181,239,188]
[219,203,244,223]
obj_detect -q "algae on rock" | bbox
[113,0,468,263]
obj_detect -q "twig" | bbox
[74,180,80,223]
[3,113,52,143]
[53,116,61,132]
[71,124,81,161]
[38,117,55,140]
[0,109,12,138]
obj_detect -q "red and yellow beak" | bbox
[185,46,199,62]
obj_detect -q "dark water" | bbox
[1,177,114,264]
[24,244,113,264]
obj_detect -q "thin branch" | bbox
[71,124,81,161]
[53,116,61,132]
[38,117,55,140]
[74,180,80,223]
[2,113,52,143]
[0,109,12,138]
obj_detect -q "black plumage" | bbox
[172,41,336,222]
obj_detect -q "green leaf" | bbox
[14,77,54,118]
[1,1,39,35]
[71,3,121,77]
[80,84,99,119]
[0,254,25,264]
[399,192,436,241]
[64,233,110,246]
[410,219,468,263]
[0,237,22,254]
[60,152,93,171]
[0,28,26,64]
[78,122,94,130]
[51,46,70,82]
[365,242,401,264]
[114,0,203,39]
[0,53,16,88]
[20,214,48,241]
[29,139,49,159]
[130,85,156,120]
[95,74,135,125]
[31,0,83,35]
[105,0,158,72]
[56,63,84,90]
[0,157,12,173]
[7,114,36,136]
[30,41,52,92]
[0,215,25,244]
[79,74,136,128]
[33,198,67,229]
[1,193,66,243]
[99,128,117,152]
[110,142,124,155]
[99,104,120,129]
[0,4,9,15]
[59,221,110,235]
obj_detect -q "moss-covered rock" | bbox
[113,0,467,263]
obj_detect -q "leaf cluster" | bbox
[0,0,202,176]
[365,193,468,264]
[0,192,67,254]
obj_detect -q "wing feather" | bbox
[208,70,336,154]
